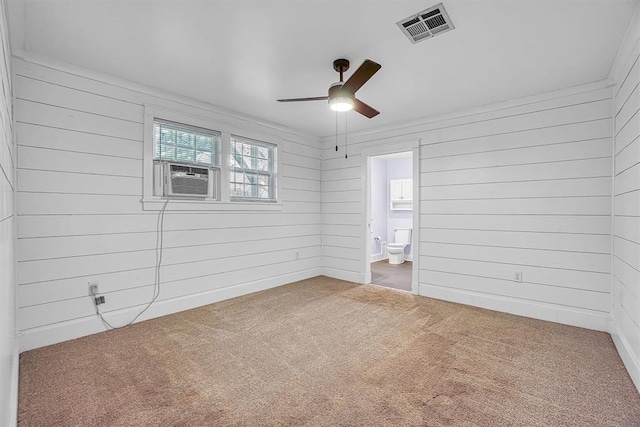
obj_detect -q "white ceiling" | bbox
[10,0,640,137]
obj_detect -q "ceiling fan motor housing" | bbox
[328,82,351,100]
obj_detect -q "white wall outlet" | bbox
[513,272,523,283]
[88,281,99,296]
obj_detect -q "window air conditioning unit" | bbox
[155,162,218,199]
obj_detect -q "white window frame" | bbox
[230,135,278,202]
[142,105,282,211]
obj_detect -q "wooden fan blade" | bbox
[277,96,329,102]
[353,98,380,118]
[341,59,381,94]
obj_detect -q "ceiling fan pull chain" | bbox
[335,110,338,152]
[345,113,348,159]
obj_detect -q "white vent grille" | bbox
[397,3,454,44]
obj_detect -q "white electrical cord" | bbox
[93,198,170,329]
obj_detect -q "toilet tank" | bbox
[394,228,412,244]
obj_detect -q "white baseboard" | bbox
[8,339,18,427]
[371,253,386,262]
[418,283,609,332]
[19,268,321,352]
[321,267,364,284]
[610,319,640,393]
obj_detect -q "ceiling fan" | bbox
[277,58,382,118]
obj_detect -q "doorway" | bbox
[363,141,419,294]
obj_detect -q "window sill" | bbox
[142,198,283,212]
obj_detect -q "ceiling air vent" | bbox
[397,3,454,44]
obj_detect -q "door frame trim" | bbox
[361,139,420,294]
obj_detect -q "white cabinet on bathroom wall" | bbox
[390,179,413,210]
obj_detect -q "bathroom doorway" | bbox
[363,141,419,294]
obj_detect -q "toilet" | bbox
[387,228,412,265]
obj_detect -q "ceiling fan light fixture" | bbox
[329,96,354,112]
[277,58,381,118]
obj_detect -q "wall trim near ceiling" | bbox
[320,78,616,145]
[13,50,616,144]
[608,2,640,84]
[610,319,640,391]
[11,50,320,143]
[19,267,321,352]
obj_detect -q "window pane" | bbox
[176,147,195,162]
[160,144,175,160]
[245,156,256,170]
[258,186,269,199]
[154,120,220,166]
[177,131,194,147]
[196,135,212,150]
[196,151,212,164]
[257,159,269,171]
[231,183,243,197]
[160,128,176,144]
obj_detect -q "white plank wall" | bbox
[14,57,322,350]
[321,81,614,331]
[610,4,640,391]
[0,0,16,425]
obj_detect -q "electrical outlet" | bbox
[513,272,523,283]
[89,281,99,296]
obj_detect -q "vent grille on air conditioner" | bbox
[397,3,454,44]
[165,163,210,198]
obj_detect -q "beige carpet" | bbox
[18,277,640,426]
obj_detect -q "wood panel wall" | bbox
[610,4,640,391]
[322,81,613,331]
[14,57,322,351]
[0,0,15,424]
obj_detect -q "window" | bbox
[154,119,221,166]
[143,106,281,211]
[230,136,277,201]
